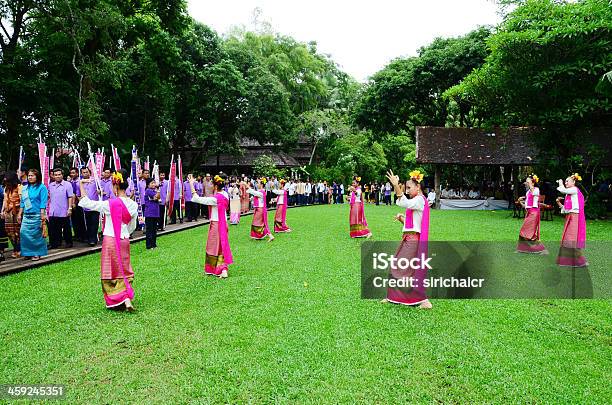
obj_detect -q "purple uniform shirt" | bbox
[159,179,168,205]
[174,177,181,201]
[195,181,203,196]
[183,181,192,201]
[138,180,146,205]
[81,180,99,212]
[70,178,80,198]
[48,180,74,217]
[144,188,160,218]
[100,178,115,201]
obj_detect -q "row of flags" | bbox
[21,141,185,221]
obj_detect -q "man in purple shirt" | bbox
[99,168,115,201]
[80,167,100,246]
[183,176,195,222]
[48,168,75,249]
[170,175,182,224]
[195,176,204,219]
[158,171,168,231]
[69,167,87,242]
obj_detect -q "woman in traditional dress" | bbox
[555,173,587,267]
[247,178,274,242]
[79,169,139,311]
[382,169,432,309]
[272,179,291,233]
[516,174,547,254]
[0,176,8,262]
[348,176,372,238]
[2,172,22,258]
[189,173,233,278]
[228,179,241,225]
[18,169,48,261]
[240,177,250,214]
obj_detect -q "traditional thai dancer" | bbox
[247,178,274,241]
[382,169,432,309]
[516,174,547,254]
[348,176,372,238]
[555,173,587,267]
[188,173,233,278]
[272,179,291,233]
[79,169,139,311]
[228,179,241,225]
[240,177,250,213]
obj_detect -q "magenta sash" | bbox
[280,190,288,223]
[253,190,270,234]
[214,193,233,264]
[563,188,586,248]
[109,198,135,300]
[526,190,534,208]
[404,195,430,254]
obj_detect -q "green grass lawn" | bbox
[1,205,611,403]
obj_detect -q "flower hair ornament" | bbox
[530,174,539,184]
[571,173,582,182]
[213,174,224,185]
[409,170,424,183]
[260,177,267,185]
[354,176,361,182]
[111,172,124,185]
[280,178,286,184]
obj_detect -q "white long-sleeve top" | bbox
[351,188,362,203]
[247,188,265,207]
[557,185,579,213]
[397,194,425,233]
[191,191,229,221]
[525,187,540,209]
[79,196,138,239]
[272,188,286,204]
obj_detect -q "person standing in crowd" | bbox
[79,169,138,311]
[517,174,547,254]
[48,168,74,249]
[80,167,100,246]
[144,178,160,249]
[228,179,241,225]
[69,167,87,242]
[188,174,233,278]
[183,174,195,222]
[556,173,587,267]
[158,171,168,231]
[100,168,115,201]
[239,177,249,214]
[2,172,22,258]
[202,173,214,219]
[384,182,392,205]
[332,182,338,204]
[170,172,182,224]
[0,174,8,262]
[194,175,204,220]
[305,180,312,205]
[247,178,274,242]
[348,176,372,239]
[382,169,432,309]
[19,169,48,261]
[427,188,436,207]
[339,183,345,203]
